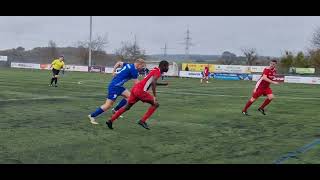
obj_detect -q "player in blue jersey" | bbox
[88,58,146,124]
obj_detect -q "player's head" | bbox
[134,58,146,70]
[270,59,277,69]
[59,55,64,61]
[159,60,169,73]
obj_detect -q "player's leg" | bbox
[258,89,274,115]
[112,89,130,115]
[113,98,127,112]
[137,92,160,130]
[88,99,115,125]
[54,73,59,87]
[206,76,209,83]
[50,69,57,86]
[50,77,55,86]
[242,89,261,115]
[106,91,139,129]
[109,102,134,123]
[88,86,121,124]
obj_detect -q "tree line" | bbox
[1,27,320,73]
[0,34,146,66]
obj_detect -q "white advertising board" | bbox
[11,62,40,69]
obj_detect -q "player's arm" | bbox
[262,74,279,84]
[61,63,65,74]
[50,60,55,69]
[61,61,65,70]
[112,61,124,76]
[151,76,157,101]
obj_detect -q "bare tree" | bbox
[242,48,258,65]
[115,41,146,63]
[76,34,109,65]
[16,46,25,52]
[77,34,108,51]
[309,49,320,74]
[218,51,237,65]
[77,45,89,65]
[48,40,58,60]
[311,27,320,49]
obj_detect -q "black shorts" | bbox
[52,69,60,76]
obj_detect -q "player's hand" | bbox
[112,72,116,77]
[154,97,158,103]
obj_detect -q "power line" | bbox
[183,27,194,60]
[160,43,175,59]
[161,43,169,57]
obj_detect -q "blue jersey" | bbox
[109,63,138,87]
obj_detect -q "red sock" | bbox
[141,106,157,123]
[259,99,272,109]
[242,100,254,112]
[111,107,126,122]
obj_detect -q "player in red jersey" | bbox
[201,66,210,83]
[242,59,280,116]
[106,60,169,130]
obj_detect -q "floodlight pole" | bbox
[89,16,92,67]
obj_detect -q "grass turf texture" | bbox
[1,67,320,164]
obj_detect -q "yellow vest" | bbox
[51,59,64,70]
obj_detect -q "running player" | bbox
[201,66,210,83]
[88,59,145,124]
[49,55,65,87]
[242,59,279,116]
[106,60,169,130]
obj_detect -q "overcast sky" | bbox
[0,16,319,57]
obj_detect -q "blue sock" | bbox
[114,99,127,111]
[90,107,104,118]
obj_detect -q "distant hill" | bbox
[1,47,278,67]
[147,54,278,66]
[147,54,221,62]
[0,47,117,66]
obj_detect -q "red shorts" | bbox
[252,87,273,99]
[128,87,155,105]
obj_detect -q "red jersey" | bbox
[255,67,276,90]
[135,67,161,91]
[204,68,209,76]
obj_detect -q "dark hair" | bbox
[159,60,169,67]
[271,59,277,63]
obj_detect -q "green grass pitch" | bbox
[1,67,320,164]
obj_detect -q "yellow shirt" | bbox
[51,59,65,70]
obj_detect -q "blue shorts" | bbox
[107,85,126,101]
